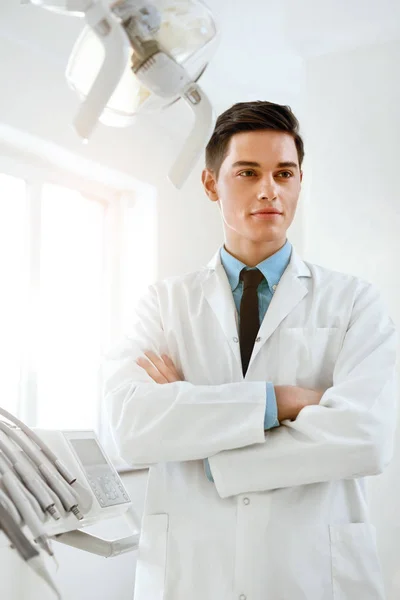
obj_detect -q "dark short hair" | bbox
[205,100,305,178]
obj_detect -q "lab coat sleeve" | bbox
[208,282,399,498]
[203,383,279,482]
[104,284,266,467]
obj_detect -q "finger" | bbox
[161,354,181,378]
[144,351,177,383]
[136,357,168,384]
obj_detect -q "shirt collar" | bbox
[220,240,292,292]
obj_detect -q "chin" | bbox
[248,234,281,245]
[248,227,282,242]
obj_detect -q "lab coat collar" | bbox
[219,240,292,294]
[207,244,311,280]
[204,244,312,375]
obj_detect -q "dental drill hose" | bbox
[0,407,76,484]
[0,460,54,556]
[0,502,61,599]
[0,423,83,521]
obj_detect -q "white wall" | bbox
[1,2,400,597]
[304,39,400,599]
[149,37,400,600]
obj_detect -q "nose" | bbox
[257,177,278,201]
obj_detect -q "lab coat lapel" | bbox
[250,247,312,366]
[202,251,241,366]
[203,247,312,374]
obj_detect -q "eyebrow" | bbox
[231,161,298,169]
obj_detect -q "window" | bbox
[37,183,105,430]
[0,170,156,449]
[0,174,28,415]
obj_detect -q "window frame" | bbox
[0,142,157,457]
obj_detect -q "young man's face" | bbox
[202,130,303,260]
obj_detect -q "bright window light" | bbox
[121,197,157,330]
[0,166,156,445]
[37,183,104,429]
[0,174,28,414]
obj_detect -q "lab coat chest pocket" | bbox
[278,327,342,388]
[134,514,169,600]
[329,523,386,600]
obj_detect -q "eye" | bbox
[238,170,256,177]
[277,171,293,178]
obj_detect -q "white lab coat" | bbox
[105,246,398,600]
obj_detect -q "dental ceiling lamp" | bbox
[23,0,219,188]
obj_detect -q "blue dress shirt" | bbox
[204,240,293,482]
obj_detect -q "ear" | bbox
[202,168,219,202]
[300,170,303,183]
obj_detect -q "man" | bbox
[105,101,398,600]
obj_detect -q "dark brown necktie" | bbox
[239,268,264,376]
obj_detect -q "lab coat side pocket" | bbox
[329,523,386,600]
[134,513,169,600]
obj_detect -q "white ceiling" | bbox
[1,0,399,108]
[0,0,399,171]
[2,0,399,60]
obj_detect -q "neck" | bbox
[223,238,287,267]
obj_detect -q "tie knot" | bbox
[240,268,264,290]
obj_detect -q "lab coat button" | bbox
[233,337,239,343]
[239,595,247,600]
[243,497,250,505]
[273,284,277,290]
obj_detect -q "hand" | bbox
[136,351,183,384]
[275,385,324,422]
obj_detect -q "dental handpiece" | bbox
[2,423,83,520]
[0,486,21,524]
[0,433,61,520]
[0,502,61,599]
[0,451,44,520]
[13,454,62,521]
[0,454,53,556]
[0,407,76,484]
[0,499,38,561]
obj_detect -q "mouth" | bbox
[250,210,283,220]
[252,210,282,215]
